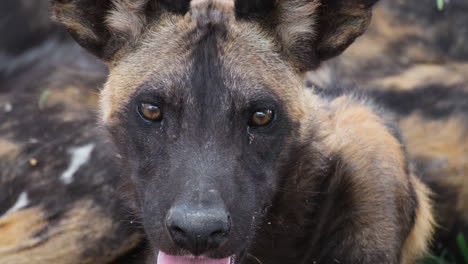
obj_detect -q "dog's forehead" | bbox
[101,0,306,123]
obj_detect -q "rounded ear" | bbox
[242,0,380,70]
[50,0,151,61]
[314,0,380,62]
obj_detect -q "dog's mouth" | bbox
[157,251,235,264]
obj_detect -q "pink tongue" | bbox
[157,251,232,264]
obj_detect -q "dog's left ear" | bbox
[50,0,153,62]
[244,0,379,70]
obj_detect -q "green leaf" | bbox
[437,0,445,11]
[38,90,51,110]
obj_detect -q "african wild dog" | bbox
[46,0,438,263]
[0,0,438,264]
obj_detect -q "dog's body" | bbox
[0,0,465,263]
[309,0,468,261]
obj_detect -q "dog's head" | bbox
[52,0,378,263]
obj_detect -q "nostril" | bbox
[209,230,228,242]
[211,215,230,238]
[170,226,185,235]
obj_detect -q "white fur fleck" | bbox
[4,102,12,112]
[60,143,95,184]
[1,192,29,218]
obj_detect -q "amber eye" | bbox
[139,103,162,121]
[249,109,274,127]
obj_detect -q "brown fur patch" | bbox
[100,14,193,123]
[401,176,435,264]
[189,0,235,30]
[275,0,320,59]
[51,2,99,42]
[220,21,308,123]
[324,96,406,175]
[0,200,140,264]
[0,139,20,158]
[400,114,468,221]
[106,0,149,42]
[102,11,308,125]
[373,63,468,91]
[191,0,234,10]
[295,93,435,261]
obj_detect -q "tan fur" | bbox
[276,0,320,52]
[320,96,413,253]
[98,0,318,125]
[101,14,193,123]
[191,0,234,9]
[400,114,468,221]
[50,0,436,262]
[319,6,370,49]
[296,91,435,260]
[373,63,468,91]
[221,21,308,123]
[51,3,99,41]
[0,200,140,264]
[60,19,99,42]
[0,139,20,158]
[106,0,149,42]
[189,0,236,27]
[102,7,309,125]
[400,176,435,264]
[323,96,406,177]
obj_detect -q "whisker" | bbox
[247,253,264,264]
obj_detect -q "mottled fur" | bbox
[0,2,142,262]
[51,0,435,263]
[308,0,468,261]
[0,0,448,263]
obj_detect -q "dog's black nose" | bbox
[166,203,230,255]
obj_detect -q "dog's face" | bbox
[52,0,378,262]
[104,10,304,261]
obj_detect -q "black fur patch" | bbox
[370,84,468,119]
[247,147,418,264]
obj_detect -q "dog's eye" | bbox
[138,103,162,121]
[249,109,274,127]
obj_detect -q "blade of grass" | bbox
[422,252,449,264]
[423,256,444,264]
[457,233,468,264]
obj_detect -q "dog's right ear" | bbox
[51,0,154,62]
